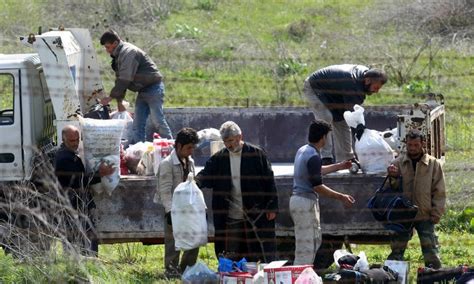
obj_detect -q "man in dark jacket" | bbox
[196,121,278,262]
[54,125,114,255]
[99,30,173,142]
[304,64,387,164]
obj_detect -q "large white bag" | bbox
[355,128,394,174]
[171,174,208,251]
[80,117,125,195]
[344,105,394,174]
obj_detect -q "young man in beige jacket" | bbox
[156,128,199,277]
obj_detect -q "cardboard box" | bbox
[263,261,313,284]
[220,272,253,284]
[384,260,409,284]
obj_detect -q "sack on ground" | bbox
[171,174,208,250]
[182,261,219,284]
[367,177,418,233]
[295,267,323,284]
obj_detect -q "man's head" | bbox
[308,119,332,146]
[363,68,387,94]
[175,127,199,159]
[62,125,80,152]
[219,121,243,153]
[405,129,425,159]
[100,30,121,55]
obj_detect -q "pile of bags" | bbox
[344,105,395,174]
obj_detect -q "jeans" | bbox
[388,220,442,269]
[133,82,173,143]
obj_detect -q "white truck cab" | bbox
[0,28,105,181]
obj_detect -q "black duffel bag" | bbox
[417,265,469,283]
[83,103,110,120]
[367,176,418,233]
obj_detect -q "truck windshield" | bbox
[0,73,14,125]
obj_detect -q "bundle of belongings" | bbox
[323,250,399,283]
[416,265,474,284]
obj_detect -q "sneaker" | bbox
[321,157,334,165]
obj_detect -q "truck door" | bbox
[0,70,23,180]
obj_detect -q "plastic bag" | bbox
[182,261,219,284]
[355,128,394,173]
[197,128,221,142]
[80,117,124,195]
[136,145,155,176]
[343,104,365,128]
[379,127,399,152]
[333,249,369,271]
[172,174,208,251]
[295,267,323,284]
[110,110,133,143]
[124,142,153,174]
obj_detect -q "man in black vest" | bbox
[304,64,387,164]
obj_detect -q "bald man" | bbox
[54,125,114,255]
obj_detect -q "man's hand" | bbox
[117,101,126,112]
[266,212,277,221]
[338,160,353,170]
[387,164,400,177]
[100,96,113,106]
[339,194,355,208]
[430,215,441,224]
[98,162,115,177]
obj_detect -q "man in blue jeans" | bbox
[100,30,173,142]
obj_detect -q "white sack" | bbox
[110,110,133,142]
[355,128,394,174]
[343,104,365,128]
[80,117,125,195]
[171,174,208,251]
[295,267,323,284]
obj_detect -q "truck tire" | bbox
[314,236,343,271]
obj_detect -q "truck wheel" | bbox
[314,237,343,271]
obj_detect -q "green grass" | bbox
[1,231,472,283]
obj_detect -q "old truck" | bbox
[0,28,445,267]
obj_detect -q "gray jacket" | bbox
[154,149,195,213]
[110,41,163,100]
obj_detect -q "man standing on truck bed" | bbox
[304,64,387,164]
[54,125,114,255]
[291,119,354,265]
[155,127,200,277]
[99,29,173,142]
[386,129,446,269]
[196,121,278,262]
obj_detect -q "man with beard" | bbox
[304,64,387,164]
[196,121,278,262]
[386,129,446,268]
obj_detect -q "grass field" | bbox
[1,230,473,283]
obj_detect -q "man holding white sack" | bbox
[304,64,387,164]
[54,125,115,255]
[156,128,200,276]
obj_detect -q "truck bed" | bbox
[94,165,390,244]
